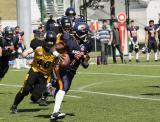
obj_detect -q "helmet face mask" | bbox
[6,33,13,40]
[4,26,14,41]
[63,23,71,32]
[61,16,72,33]
[74,22,89,43]
[43,31,56,52]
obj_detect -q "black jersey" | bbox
[0,36,19,58]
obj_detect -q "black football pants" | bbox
[12,68,47,106]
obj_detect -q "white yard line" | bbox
[70,90,160,102]
[77,81,113,91]
[0,83,82,99]
[65,95,81,99]
[0,83,21,87]
[0,83,160,102]
[10,69,28,72]
[77,72,160,78]
[109,64,160,67]
[78,78,145,90]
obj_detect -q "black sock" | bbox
[13,91,25,106]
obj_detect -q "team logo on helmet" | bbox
[78,24,86,32]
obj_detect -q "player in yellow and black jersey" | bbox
[10,31,60,114]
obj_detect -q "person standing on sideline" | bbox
[98,20,112,65]
[111,20,125,64]
[127,20,140,63]
[46,15,56,31]
[145,20,159,62]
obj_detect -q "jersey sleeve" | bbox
[144,26,148,31]
[30,39,42,50]
[127,27,130,31]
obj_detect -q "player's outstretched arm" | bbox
[22,48,33,58]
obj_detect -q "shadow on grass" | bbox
[18,108,48,113]
[141,93,160,96]
[47,100,66,105]
[0,92,14,95]
[146,86,160,88]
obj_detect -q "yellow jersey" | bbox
[31,46,55,77]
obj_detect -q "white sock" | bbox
[15,58,20,69]
[129,53,132,60]
[155,52,158,60]
[136,53,139,60]
[53,90,65,113]
[146,53,150,61]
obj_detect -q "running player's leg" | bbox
[11,69,38,113]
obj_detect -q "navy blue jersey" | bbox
[145,25,158,41]
[60,32,92,74]
[127,26,139,42]
[67,39,92,75]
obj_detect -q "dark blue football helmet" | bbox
[4,26,14,40]
[73,22,90,42]
[60,16,72,32]
[65,7,76,21]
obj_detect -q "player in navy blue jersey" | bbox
[127,20,140,63]
[50,22,92,120]
[145,20,159,62]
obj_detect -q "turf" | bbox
[0,58,160,122]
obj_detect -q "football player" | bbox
[38,16,73,106]
[145,20,159,62]
[0,26,19,80]
[10,31,60,114]
[65,7,76,23]
[50,22,92,120]
[127,20,140,63]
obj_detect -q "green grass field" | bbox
[1,58,160,122]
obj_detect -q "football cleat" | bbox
[136,59,140,63]
[50,112,66,120]
[38,97,48,106]
[10,105,17,114]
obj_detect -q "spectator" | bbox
[111,20,125,64]
[46,15,56,31]
[13,26,30,69]
[98,20,112,65]
[33,24,45,41]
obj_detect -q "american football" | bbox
[59,53,70,68]
[55,41,68,54]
